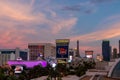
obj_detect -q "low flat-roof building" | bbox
[28,43,55,60]
[0,48,28,66]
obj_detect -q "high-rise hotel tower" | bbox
[102,40,111,61]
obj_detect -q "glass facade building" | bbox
[102,40,111,61]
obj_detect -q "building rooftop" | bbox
[80,58,120,80]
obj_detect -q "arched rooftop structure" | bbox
[108,58,120,79]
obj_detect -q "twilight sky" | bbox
[0,0,120,55]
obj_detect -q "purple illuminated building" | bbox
[7,60,47,68]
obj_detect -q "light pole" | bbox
[51,63,57,80]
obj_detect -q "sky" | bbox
[0,0,120,56]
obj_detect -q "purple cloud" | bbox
[62,5,81,11]
[91,0,114,4]
[61,0,115,14]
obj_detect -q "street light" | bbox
[52,63,56,68]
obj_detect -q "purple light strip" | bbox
[7,60,47,68]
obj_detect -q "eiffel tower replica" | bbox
[76,40,80,57]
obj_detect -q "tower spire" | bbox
[76,40,80,57]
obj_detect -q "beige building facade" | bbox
[28,43,56,60]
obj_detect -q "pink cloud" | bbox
[0,0,49,24]
[51,18,77,34]
[0,0,78,49]
[70,22,120,42]
[0,1,33,21]
[30,0,35,7]
[0,0,119,54]
[0,31,26,49]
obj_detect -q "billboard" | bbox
[14,65,23,74]
[57,59,66,63]
[56,46,69,58]
[85,50,93,58]
[56,39,69,59]
[56,39,69,43]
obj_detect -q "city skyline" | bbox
[0,0,120,54]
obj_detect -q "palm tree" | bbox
[56,63,68,77]
[75,65,86,77]
[18,70,28,80]
[6,75,18,80]
[0,68,6,80]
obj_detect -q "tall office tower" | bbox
[76,40,80,57]
[102,40,111,61]
[119,40,120,58]
[113,48,117,59]
[110,46,112,60]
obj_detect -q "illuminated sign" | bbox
[56,46,68,58]
[14,65,23,74]
[57,59,66,63]
[56,39,69,43]
[58,48,67,55]
[56,39,69,59]
[85,50,93,58]
[86,55,92,58]
[7,60,47,68]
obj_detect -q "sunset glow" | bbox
[0,0,120,54]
